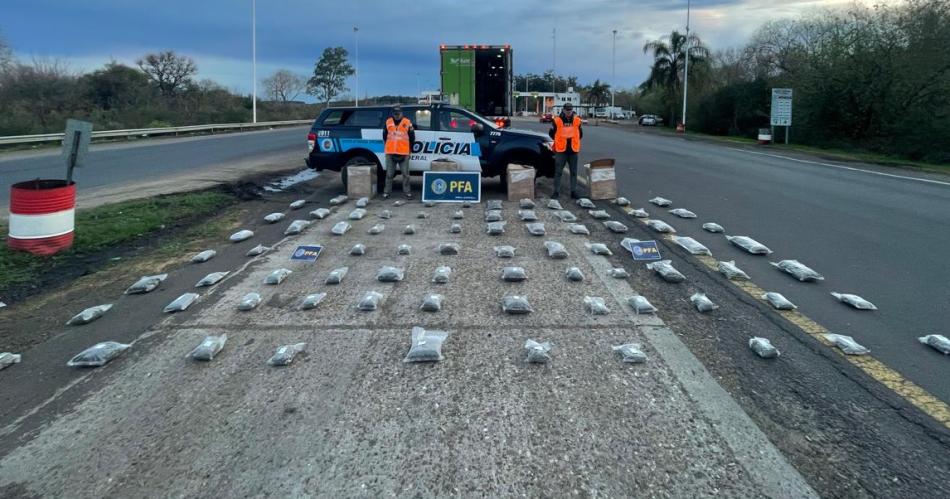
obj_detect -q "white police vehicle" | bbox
[306,104,554,190]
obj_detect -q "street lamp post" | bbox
[552,27,557,94]
[681,0,691,132]
[251,0,257,123]
[611,29,617,118]
[353,26,359,107]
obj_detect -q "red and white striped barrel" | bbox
[8,180,76,256]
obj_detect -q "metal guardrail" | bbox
[0,119,313,146]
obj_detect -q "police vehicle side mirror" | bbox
[472,123,485,135]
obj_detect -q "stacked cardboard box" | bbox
[506,164,536,201]
[582,158,617,200]
[346,165,376,199]
[430,158,459,171]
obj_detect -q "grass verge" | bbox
[0,190,236,293]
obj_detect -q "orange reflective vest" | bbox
[384,117,412,155]
[553,115,582,153]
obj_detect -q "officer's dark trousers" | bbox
[553,151,579,196]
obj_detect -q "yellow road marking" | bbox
[623,207,950,428]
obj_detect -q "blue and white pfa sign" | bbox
[627,240,662,261]
[290,245,323,262]
[422,171,480,203]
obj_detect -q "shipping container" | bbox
[440,45,512,118]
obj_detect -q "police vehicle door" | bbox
[437,109,498,172]
[404,108,481,172]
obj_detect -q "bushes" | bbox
[664,0,950,163]
[0,56,322,136]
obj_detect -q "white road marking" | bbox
[726,147,950,187]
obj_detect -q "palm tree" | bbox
[641,30,709,125]
[586,79,611,107]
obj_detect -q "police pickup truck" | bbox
[305,104,554,191]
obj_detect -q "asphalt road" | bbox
[2,145,948,496]
[0,126,309,205]
[3,120,945,405]
[521,120,950,404]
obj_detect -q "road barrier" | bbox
[0,119,313,146]
[8,179,76,255]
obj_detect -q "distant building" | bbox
[513,88,582,115]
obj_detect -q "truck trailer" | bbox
[440,45,513,123]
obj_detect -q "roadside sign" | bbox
[61,119,93,169]
[62,119,93,184]
[770,88,793,127]
[290,245,323,262]
[626,240,662,261]
[422,171,480,203]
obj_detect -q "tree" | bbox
[585,79,611,106]
[263,69,306,102]
[641,30,710,125]
[307,47,354,106]
[540,70,579,93]
[0,31,12,74]
[81,61,151,110]
[136,51,197,97]
[0,58,79,130]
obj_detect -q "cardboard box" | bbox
[506,164,535,201]
[430,158,459,171]
[346,165,376,199]
[582,158,617,200]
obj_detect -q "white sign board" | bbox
[770,88,793,126]
[61,119,93,168]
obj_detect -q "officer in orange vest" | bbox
[382,105,416,199]
[547,102,583,198]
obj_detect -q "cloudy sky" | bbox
[2,0,870,99]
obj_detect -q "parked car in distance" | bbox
[639,114,661,126]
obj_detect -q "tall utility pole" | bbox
[251,0,257,123]
[611,29,617,116]
[353,26,360,107]
[552,28,557,93]
[681,0,691,131]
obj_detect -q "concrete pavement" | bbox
[0,182,815,497]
